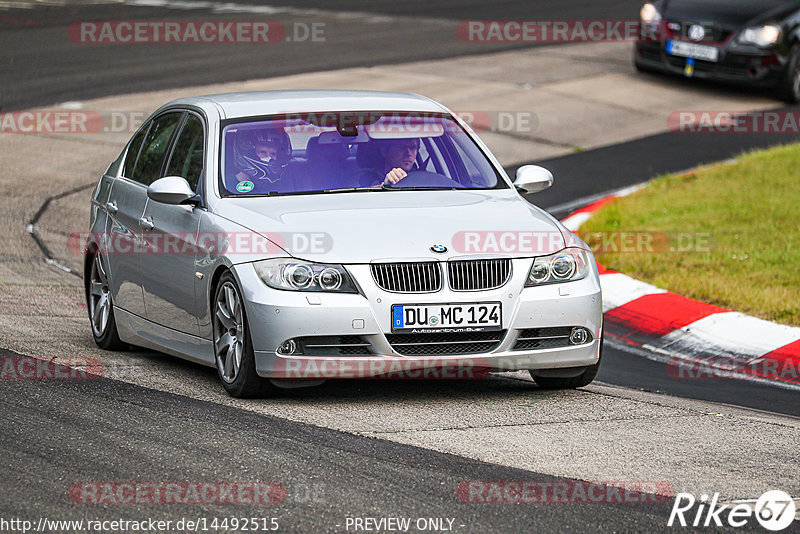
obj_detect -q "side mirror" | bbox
[513,165,553,194]
[147,176,199,205]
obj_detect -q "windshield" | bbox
[219,112,506,196]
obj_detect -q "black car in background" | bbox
[634,0,800,101]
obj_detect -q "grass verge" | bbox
[579,143,800,327]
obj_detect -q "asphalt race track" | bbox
[0,0,644,111]
[1,346,676,532]
[2,1,799,532]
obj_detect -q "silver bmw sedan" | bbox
[84,90,603,397]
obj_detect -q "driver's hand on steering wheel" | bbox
[383,168,407,185]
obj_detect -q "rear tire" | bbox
[212,271,278,398]
[85,251,125,350]
[530,331,603,389]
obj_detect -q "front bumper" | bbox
[634,40,787,87]
[232,258,603,379]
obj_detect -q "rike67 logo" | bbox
[668,490,796,531]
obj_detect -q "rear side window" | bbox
[165,114,205,191]
[131,112,183,186]
[122,125,149,179]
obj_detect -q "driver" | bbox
[363,138,420,186]
[232,127,292,185]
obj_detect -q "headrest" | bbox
[355,140,384,169]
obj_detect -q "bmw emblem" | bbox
[430,244,447,254]
[688,24,705,41]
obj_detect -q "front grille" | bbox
[667,21,731,43]
[448,259,511,291]
[512,327,589,351]
[385,330,505,355]
[371,262,442,293]
[297,335,371,355]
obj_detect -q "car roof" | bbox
[164,90,449,119]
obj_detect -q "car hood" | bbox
[663,0,798,30]
[213,190,567,264]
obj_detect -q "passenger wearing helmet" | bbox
[233,127,292,185]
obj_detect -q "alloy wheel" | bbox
[88,254,111,337]
[214,281,244,383]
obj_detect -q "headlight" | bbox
[738,24,781,47]
[253,259,358,293]
[525,248,590,287]
[640,3,661,23]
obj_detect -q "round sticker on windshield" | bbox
[236,181,254,193]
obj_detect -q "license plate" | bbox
[391,303,502,332]
[666,40,718,62]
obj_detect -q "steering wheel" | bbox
[392,170,463,188]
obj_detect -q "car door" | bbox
[139,111,205,335]
[105,120,151,317]
[107,110,184,320]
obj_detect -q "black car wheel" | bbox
[777,45,800,103]
[530,331,603,389]
[633,51,660,75]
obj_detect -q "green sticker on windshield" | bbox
[236,181,254,193]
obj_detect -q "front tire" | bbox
[776,46,800,103]
[633,56,656,74]
[633,47,661,75]
[530,331,603,389]
[212,271,277,398]
[85,251,125,350]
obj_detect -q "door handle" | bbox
[105,201,118,214]
[138,216,154,231]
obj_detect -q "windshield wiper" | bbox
[321,185,387,193]
[318,184,462,193]
[382,185,461,191]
